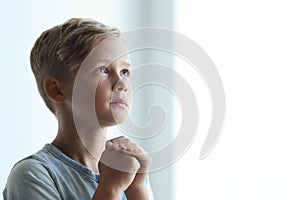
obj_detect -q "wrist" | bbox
[93,178,124,200]
[93,186,123,200]
[125,185,148,199]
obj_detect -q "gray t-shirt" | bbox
[3,144,154,200]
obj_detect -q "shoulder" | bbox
[8,156,51,181]
[7,147,57,184]
[3,154,61,199]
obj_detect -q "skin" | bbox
[43,36,151,200]
[108,136,152,199]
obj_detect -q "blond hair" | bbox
[30,18,121,113]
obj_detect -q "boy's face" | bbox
[66,36,133,128]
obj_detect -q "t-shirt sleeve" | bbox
[3,158,61,200]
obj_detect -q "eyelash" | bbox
[121,69,130,77]
[97,66,130,77]
[97,66,108,74]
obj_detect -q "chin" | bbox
[100,115,129,127]
[111,111,130,124]
[112,116,128,125]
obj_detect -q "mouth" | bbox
[110,99,128,108]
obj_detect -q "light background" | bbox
[1,0,300,200]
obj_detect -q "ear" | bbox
[43,76,65,103]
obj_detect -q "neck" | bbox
[52,122,107,174]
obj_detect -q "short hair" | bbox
[30,18,121,113]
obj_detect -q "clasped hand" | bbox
[99,136,152,193]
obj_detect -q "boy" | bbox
[3,18,154,200]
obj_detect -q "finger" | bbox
[110,143,124,152]
[121,142,145,154]
[109,136,126,143]
[111,138,131,146]
[110,137,146,155]
[109,137,132,148]
[120,149,150,162]
[105,140,114,149]
[100,149,141,173]
[107,136,127,150]
[122,151,151,173]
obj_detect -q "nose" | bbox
[113,78,128,93]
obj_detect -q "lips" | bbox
[110,99,128,107]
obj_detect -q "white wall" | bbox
[175,0,300,199]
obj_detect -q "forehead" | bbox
[88,36,130,65]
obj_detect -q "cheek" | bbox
[95,85,110,106]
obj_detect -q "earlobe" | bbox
[44,77,65,103]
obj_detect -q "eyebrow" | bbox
[95,59,131,67]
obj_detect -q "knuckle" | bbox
[132,143,138,148]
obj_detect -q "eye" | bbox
[121,69,130,77]
[96,66,108,74]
